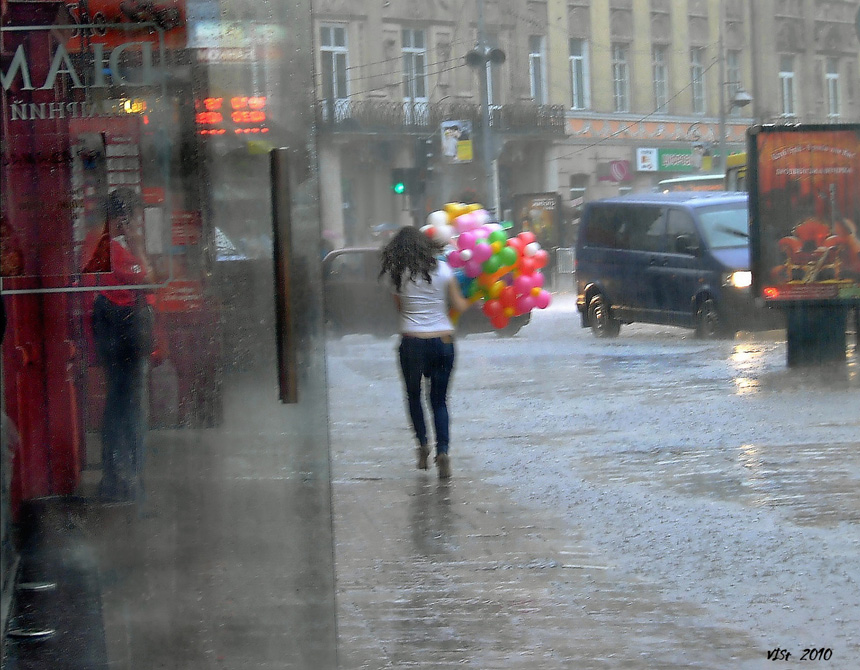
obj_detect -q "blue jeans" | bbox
[398,335,455,454]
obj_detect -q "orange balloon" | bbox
[503,306,515,317]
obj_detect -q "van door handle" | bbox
[270,147,298,404]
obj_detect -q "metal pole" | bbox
[717,0,727,173]
[477,0,495,215]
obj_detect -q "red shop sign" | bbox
[65,0,187,51]
[155,279,205,312]
[171,211,202,246]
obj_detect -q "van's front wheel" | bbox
[695,298,729,339]
[588,293,621,338]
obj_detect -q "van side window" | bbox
[666,209,700,254]
[581,205,626,249]
[625,207,665,252]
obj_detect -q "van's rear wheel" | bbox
[588,293,620,338]
[695,298,729,339]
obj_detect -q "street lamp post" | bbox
[716,0,752,172]
[466,0,505,216]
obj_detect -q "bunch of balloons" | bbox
[420,203,552,329]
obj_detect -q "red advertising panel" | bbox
[749,124,860,303]
[65,0,187,51]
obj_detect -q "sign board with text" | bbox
[749,123,860,303]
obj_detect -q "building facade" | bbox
[313,0,860,247]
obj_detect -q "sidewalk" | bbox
[327,340,764,670]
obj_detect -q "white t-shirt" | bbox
[393,260,455,333]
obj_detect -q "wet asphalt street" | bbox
[327,292,860,669]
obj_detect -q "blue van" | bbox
[575,191,780,338]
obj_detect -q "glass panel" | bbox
[1,2,335,668]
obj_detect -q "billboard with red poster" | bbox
[749,124,860,303]
[64,0,187,51]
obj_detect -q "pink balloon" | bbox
[473,209,492,226]
[472,242,492,263]
[532,272,545,288]
[464,259,483,278]
[514,275,534,296]
[515,294,536,313]
[457,230,477,250]
[455,212,479,232]
[535,290,552,309]
[447,250,464,268]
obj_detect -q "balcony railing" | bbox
[315,99,566,136]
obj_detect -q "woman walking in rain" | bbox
[380,226,471,479]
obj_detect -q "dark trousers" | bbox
[92,296,149,501]
[398,335,455,454]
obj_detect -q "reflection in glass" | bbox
[2,1,334,667]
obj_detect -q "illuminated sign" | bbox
[195,96,269,136]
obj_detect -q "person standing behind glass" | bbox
[85,188,155,503]
[379,226,471,479]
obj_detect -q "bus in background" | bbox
[725,152,747,190]
[656,173,726,193]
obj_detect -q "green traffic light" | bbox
[393,181,406,194]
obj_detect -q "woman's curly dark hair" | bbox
[380,226,445,292]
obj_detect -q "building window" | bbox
[690,47,706,114]
[726,49,742,117]
[611,43,630,112]
[652,45,668,113]
[529,35,547,104]
[779,55,796,117]
[320,25,349,116]
[569,173,589,209]
[569,38,590,110]
[826,57,840,121]
[402,28,428,102]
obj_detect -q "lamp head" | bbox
[730,88,752,109]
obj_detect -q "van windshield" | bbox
[697,204,749,249]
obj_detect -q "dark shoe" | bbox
[435,453,451,479]
[417,444,431,470]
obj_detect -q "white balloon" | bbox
[459,249,473,261]
[524,242,541,257]
[433,223,455,244]
[426,210,449,227]
[420,224,434,234]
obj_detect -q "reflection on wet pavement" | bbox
[583,441,860,527]
[333,466,764,669]
[328,297,860,668]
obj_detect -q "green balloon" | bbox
[482,256,501,274]
[488,230,508,245]
[498,246,517,267]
